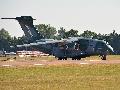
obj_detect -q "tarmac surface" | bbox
[1,59,120,67]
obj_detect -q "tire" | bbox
[101,55,106,60]
[72,58,75,60]
[64,57,67,60]
[77,57,81,60]
[72,57,81,60]
[58,57,62,60]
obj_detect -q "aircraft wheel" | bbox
[101,55,106,60]
[58,57,62,60]
[72,58,75,60]
[77,57,81,60]
[58,57,67,60]
[64,57,67,60]
[72,57,78,60]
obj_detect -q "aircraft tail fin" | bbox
[2,16,42,43]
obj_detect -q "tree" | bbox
[57,27,66,39]
[0,28,11,39]
[65,29,78,38]
[107,30,120,54]
[36,24,57,39]
[0,28,11,50]
[80,30,97,38]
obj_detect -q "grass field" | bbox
[0,65,120,90]
[0,55,120,90]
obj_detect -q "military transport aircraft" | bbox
[1,16,114,60]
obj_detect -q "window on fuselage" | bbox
[67,43,74,48]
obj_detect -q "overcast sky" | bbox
[0,0,120,37]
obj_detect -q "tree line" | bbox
[0,24,120,54]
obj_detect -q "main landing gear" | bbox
[58,57,67,60]
[58,57,81,60]
[72,57,81,60]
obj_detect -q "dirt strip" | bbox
[1,59,120,67]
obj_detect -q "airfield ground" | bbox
[0,55,120,67]
[0,55,120,90]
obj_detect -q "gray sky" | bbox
[0,0,120,37]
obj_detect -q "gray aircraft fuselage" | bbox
[1,16,114,60]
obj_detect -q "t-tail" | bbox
[1,16,43,43]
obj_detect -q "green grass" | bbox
[1,64,120,90]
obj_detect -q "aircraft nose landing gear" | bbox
[100,54,106,60]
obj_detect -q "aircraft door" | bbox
[66,42,82,57]
[78,39,89,51]
[52,43,67,57]
[86,40,96,53]
[95,41,107,54]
